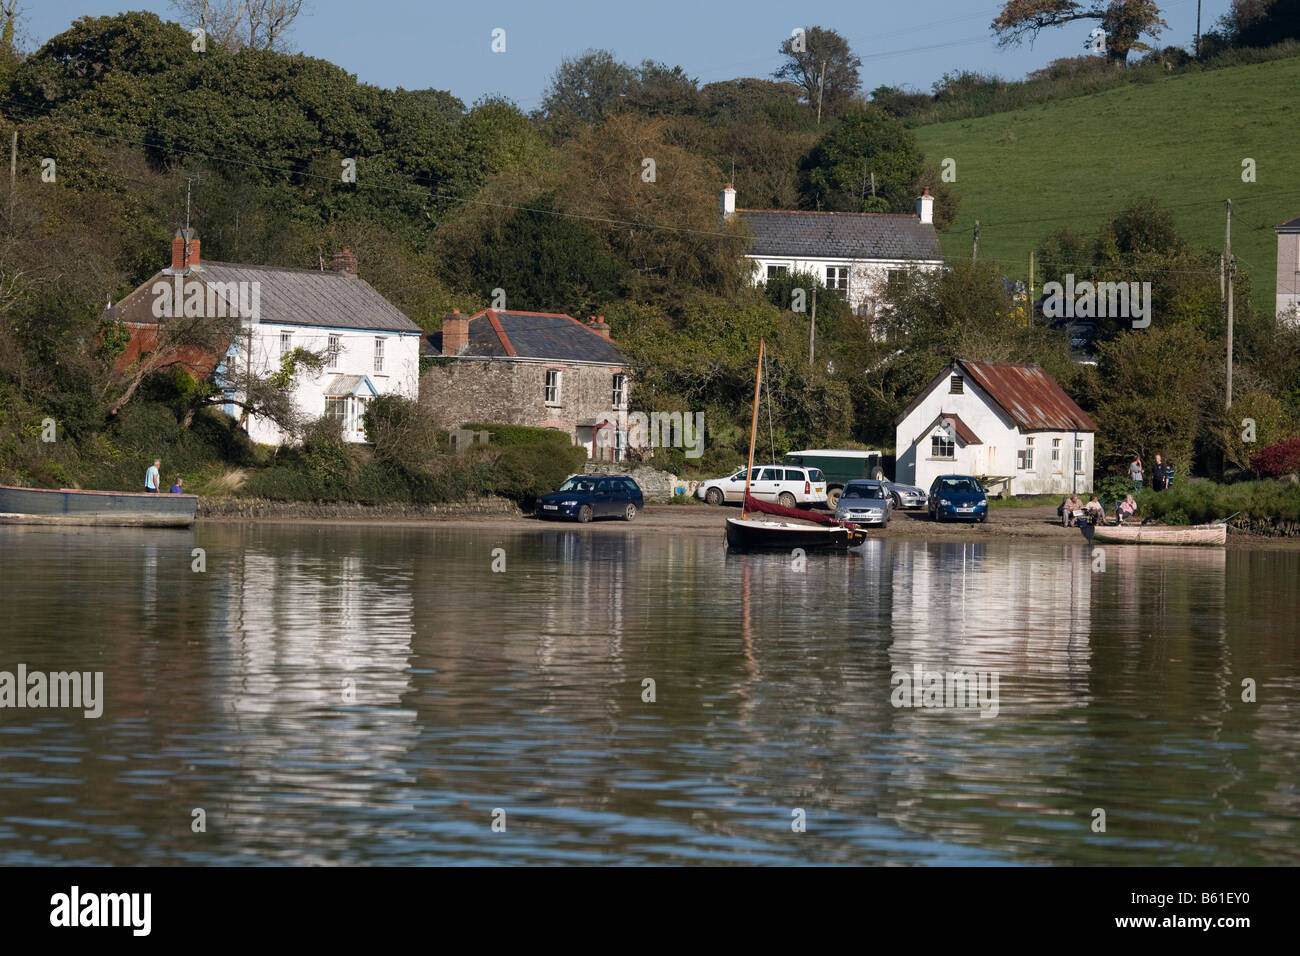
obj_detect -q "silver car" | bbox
[884,481,927,510]
[834,480,891,526]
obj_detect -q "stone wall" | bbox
[198,496,521,520]
[582,462,700,502]
[420,358,628,443]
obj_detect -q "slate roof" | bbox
[423,310,628,365]
[738,209,943,261]
[113,261,422,333]
[896,361,1097,433]
[1277,215,1300,232]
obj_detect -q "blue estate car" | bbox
[927,474,989,523]
[537,474,644,522]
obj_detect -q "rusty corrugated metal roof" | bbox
[959,360,1097,432]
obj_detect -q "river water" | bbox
[0,521,1296,865]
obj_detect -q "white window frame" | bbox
[766,264,789,281]
[1074,439,1086,475]
[327,334,341,369]
[931,434,955,459]
[1022,437,1034,471]
[279,330,292,356]
[1052,438,1062,470]
[373,337,385,373]
[612,374,627,410]
[826,265,849,291]
[545,369,562,407]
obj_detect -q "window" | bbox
[826,266,849,291]
[373,337,385,372]
[280,330,292,356]
[325,397,347,427]
[1074,439,1086,474]
[1052,438,1062,469]
[1022,437,1035,470]
[931,434,955,459]
[759,468,780,481]
[612,374,627,409]
[766,265,789,280]
[327,334,341,369]
[545,369,562,406]
[783,469,802,481]
[949,375,964,394]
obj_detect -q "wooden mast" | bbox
[741,338,764,520]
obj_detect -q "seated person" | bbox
[1062,493,1084,526]
[1084,495,1105,523]
[1117,494,1137,524]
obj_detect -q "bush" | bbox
[363,394,443,473]
[1096,473,1135,505]
[483,440,587,501]
[1250,436,1300,477]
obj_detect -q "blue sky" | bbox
[31,1,1232,110]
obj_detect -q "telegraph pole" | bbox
[815,60,827,125]
[1225,199,1234,410]
[1195,1,1202,57]
[972,220,980,261]
[809,283,817,366]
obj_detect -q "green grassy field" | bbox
[915,55,1300,314]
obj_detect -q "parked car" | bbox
[927,474,989,523]
[883,480,927,510]
[782,449,884,509]
[538,474,644,522]
[834,480,891,527]
[695,464,827,507]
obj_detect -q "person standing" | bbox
[1152,454,1166,491]
[1129,455,1143,490]
[145,459,161,493]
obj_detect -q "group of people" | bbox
[144,459,184,494]
[1061,492,1138,527]
[1129,454,1174,492]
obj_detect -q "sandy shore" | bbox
[199,501,1300,548]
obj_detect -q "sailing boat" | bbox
[724,340,865,552]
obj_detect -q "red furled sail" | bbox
[743,493,842,527]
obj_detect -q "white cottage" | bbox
[113,234,422,445]
[894,360,1097,496]
[724,185,945,320]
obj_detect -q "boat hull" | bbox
[1090,523,1226,546]
[0,485,198,528]
[725,516,854,551]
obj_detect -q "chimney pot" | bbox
[916,189,935,225]
[171,227,200,271]
[442,310,469,355]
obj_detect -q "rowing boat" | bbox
[0,485,198,528]
[1089,522,1227,546]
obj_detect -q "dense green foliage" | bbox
[1137,480,1300,524]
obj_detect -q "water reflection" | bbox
[0,523,1295,865]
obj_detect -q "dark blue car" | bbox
[538,474,644,522]
[928,474,989,523]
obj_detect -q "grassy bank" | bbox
[1136,480,1300,525]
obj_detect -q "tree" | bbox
[539,49,635,129]
[991,1,1169,66]
[1213,0,1300,49]
[774,26,861,120]
[799,107,923,213]
[169,0,308,52]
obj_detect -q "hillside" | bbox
[915,55,1300,314]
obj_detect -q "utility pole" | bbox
[972,220,980,261]
[809,283,817,366]
[815,60,827,125]
[1225,199,1234,410]
[1029,250,1035,311]
[1195,1,1202,57]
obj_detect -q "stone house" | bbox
[723,184,945,322]
[111,232,422,445]
[421,309,635,460]
[1276,213,1300,325]
[895,360,1098,496]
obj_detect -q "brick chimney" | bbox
[442,310,469,354]
[721,183,736,221]
[916,187,934,225]
[331,248,359,277]
[587,314,610,339]
[170,228,200,271]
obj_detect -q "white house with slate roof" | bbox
[112,232,423,445]
[723,185,945,321]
